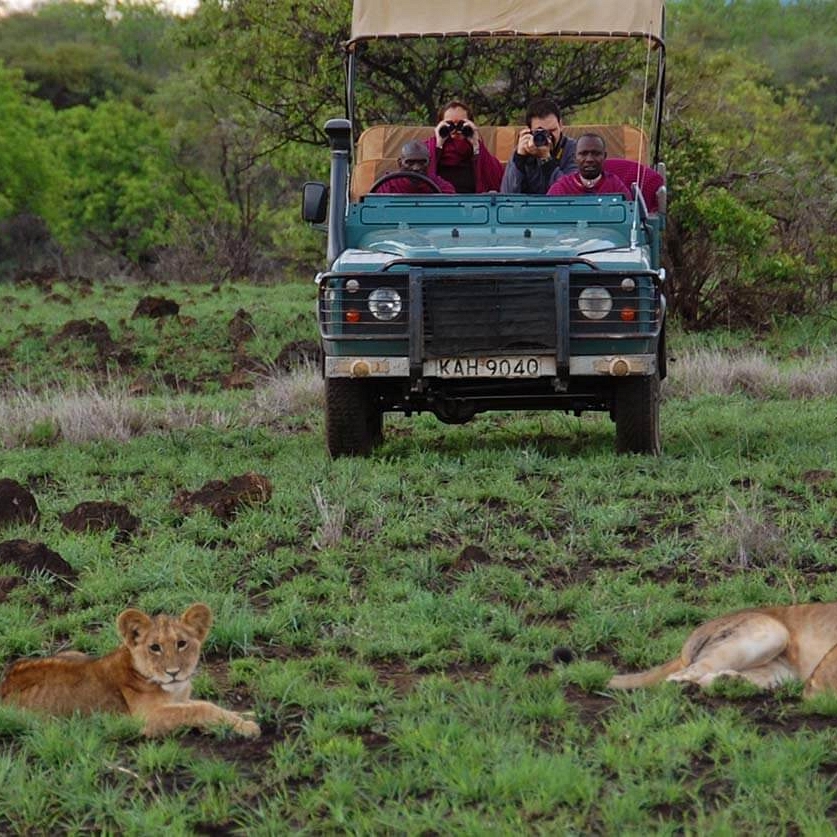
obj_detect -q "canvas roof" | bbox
[350,0,665,44]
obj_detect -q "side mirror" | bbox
[302,182,328,224]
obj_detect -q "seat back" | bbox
[351,123,649,199]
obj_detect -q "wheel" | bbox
[325,378,383,457]
[614,372,661,455]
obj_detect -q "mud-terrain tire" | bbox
[614,372,661,455]
[325,378,383,457]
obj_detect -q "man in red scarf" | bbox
[547,133,632,200]
[425,100,504,193]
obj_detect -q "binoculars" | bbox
[439,120,474,139]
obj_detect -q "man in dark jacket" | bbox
[500,98,577,194]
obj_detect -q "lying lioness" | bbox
[608,602,837,696]
[0,603,260,737]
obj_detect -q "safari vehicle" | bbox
[303,0,668,457]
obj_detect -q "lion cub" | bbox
[607,602,837,696]
[0,603,260,738]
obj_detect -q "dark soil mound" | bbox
[0,539,76,581]
[276,339,321,372]
[132,296,180,319]
[229,308,256,346]
[0,478,40,527]
[51,318,116,353]
[60,500,140,539]
[172,473,272,521]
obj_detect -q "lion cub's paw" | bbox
[235,718,261,738]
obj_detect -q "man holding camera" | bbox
[500,98,578,194]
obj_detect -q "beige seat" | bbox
[351,123,649,199]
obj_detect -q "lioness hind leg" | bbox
[803,642,837,697]
[666,613,790,686]
[686,660,797,689]
[140,700,261,738]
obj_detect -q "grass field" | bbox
[2,276,837,833]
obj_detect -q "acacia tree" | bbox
[182,0,643,144]
[165,0,645,278]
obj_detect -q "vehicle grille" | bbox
[319,270,662,346]
[423,276,557,357]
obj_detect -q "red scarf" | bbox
[438,136,474,167]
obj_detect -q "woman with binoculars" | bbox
[426,100,504,193]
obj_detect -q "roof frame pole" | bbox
[650,6,666,166]
[346,47,357,138]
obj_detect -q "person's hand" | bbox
[461,118,480,152]
[516,128,536,156]
[434,119,449,148]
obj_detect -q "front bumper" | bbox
[324,354,658,379]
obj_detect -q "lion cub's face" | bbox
[117,603,212,689]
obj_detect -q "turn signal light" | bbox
[620,308,636,322]
[345,309,361,323]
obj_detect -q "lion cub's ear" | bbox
[117,608,152,645]
[181,603,213,641]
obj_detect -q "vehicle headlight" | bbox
[578,286,613,320]
[368,287,402,321]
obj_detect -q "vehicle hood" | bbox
[343,225,650,268]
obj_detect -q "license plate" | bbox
[425,356,557,378]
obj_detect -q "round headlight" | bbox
[368,287,402,321]
[578,286,613,320]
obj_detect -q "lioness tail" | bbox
[608,656,683,689]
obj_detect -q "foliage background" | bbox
[1,0,836,321]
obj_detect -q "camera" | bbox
[439,120,474,139]
[531,128,552,148]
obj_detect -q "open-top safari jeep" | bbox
[303,0,668,457]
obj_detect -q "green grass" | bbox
[2,277,837,832]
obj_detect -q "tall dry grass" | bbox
[1,350,835,447]
[663,349,837,400]
[0,369,323,448]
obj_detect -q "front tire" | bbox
[325,378,383,457]
[614,372,661,455]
